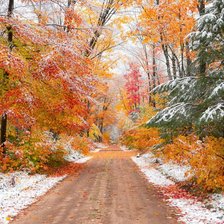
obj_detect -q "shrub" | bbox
[161,135,224,191]
[0,136,66,173]
[161,135,200,164]
[191,137,224,191]
[71,135,90,155]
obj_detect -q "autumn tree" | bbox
[127,23,166,106]
[1,0,15,153]
[147,0,224,138]
[0,0,96,154]
[138,0,197,80]
[124,63,145,112]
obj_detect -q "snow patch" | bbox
[120,145,129,151]
[0,172,65,224]
[159,163,191,182]
[132,153,224,224]
[93,143,108,149]
[90,142,108,153]
[141,167,174,186]
[63,138,91,162]
[132,156,174,186]
[64,149,85,162]
[91,148,102,153]
[169,198,224,224]
[210,194,224,212]
[75,156,92,164]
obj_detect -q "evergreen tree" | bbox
[147,0,224,137]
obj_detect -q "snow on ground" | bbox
[211,194,224,211]
[120,145,129,151]
[93,142,108,149]
[0,152,91,224]
[132,156,174,186]
[91,148,102,153]
[75,156,92,164]
[93,143,108,149]
[159,163,192,182]
[0,172,65,224]
[0,139,92,224]
[64,149,86,162]
[90,142,108,153]
[63,138,85,162]
[168,198,224,224]
[64,149,92,163]
[132,153,191,184]
[132,153,224,224]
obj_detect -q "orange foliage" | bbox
[160,135,200,164]
[161,135,224,191]
[0,0,142,173]
[0,138,66,173]
[139,0,197,47]
[71,136,91,155]
[102,132,111,144]
[122,127,162,151]
[191,137,224,191]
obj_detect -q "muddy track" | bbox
[12,146,178,224]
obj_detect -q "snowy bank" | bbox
[159,163,192,182]
[0,153,91,224]
[0,140,92,224]
[0,172,65,224]
[132,153,224,224]
[93,142,108,149]
[89,142,108,153]
[132,156,174,186]
[74,156,92,163]
[64,149,92,163]
[120,145,129,151]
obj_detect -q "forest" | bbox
[0,0,224,223]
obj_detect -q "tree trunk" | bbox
[162,44,172,80]
[197,0,206,76]
[168,46,182,78]
[199,56,206,75]
[197,0,205,16]
[142,43,152,104]
[172,52,177,79]
[157,74,160,86]
[152,44,157,108]
[180,44,185,77]
[186,42,192,76]
[156,0,172,81]
[1,114,7,153]
[178,9,186,78]
[147,72,152,103]
[85,0,116,57]
[7,0,14,18]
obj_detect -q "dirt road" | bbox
[12,146,178,224]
